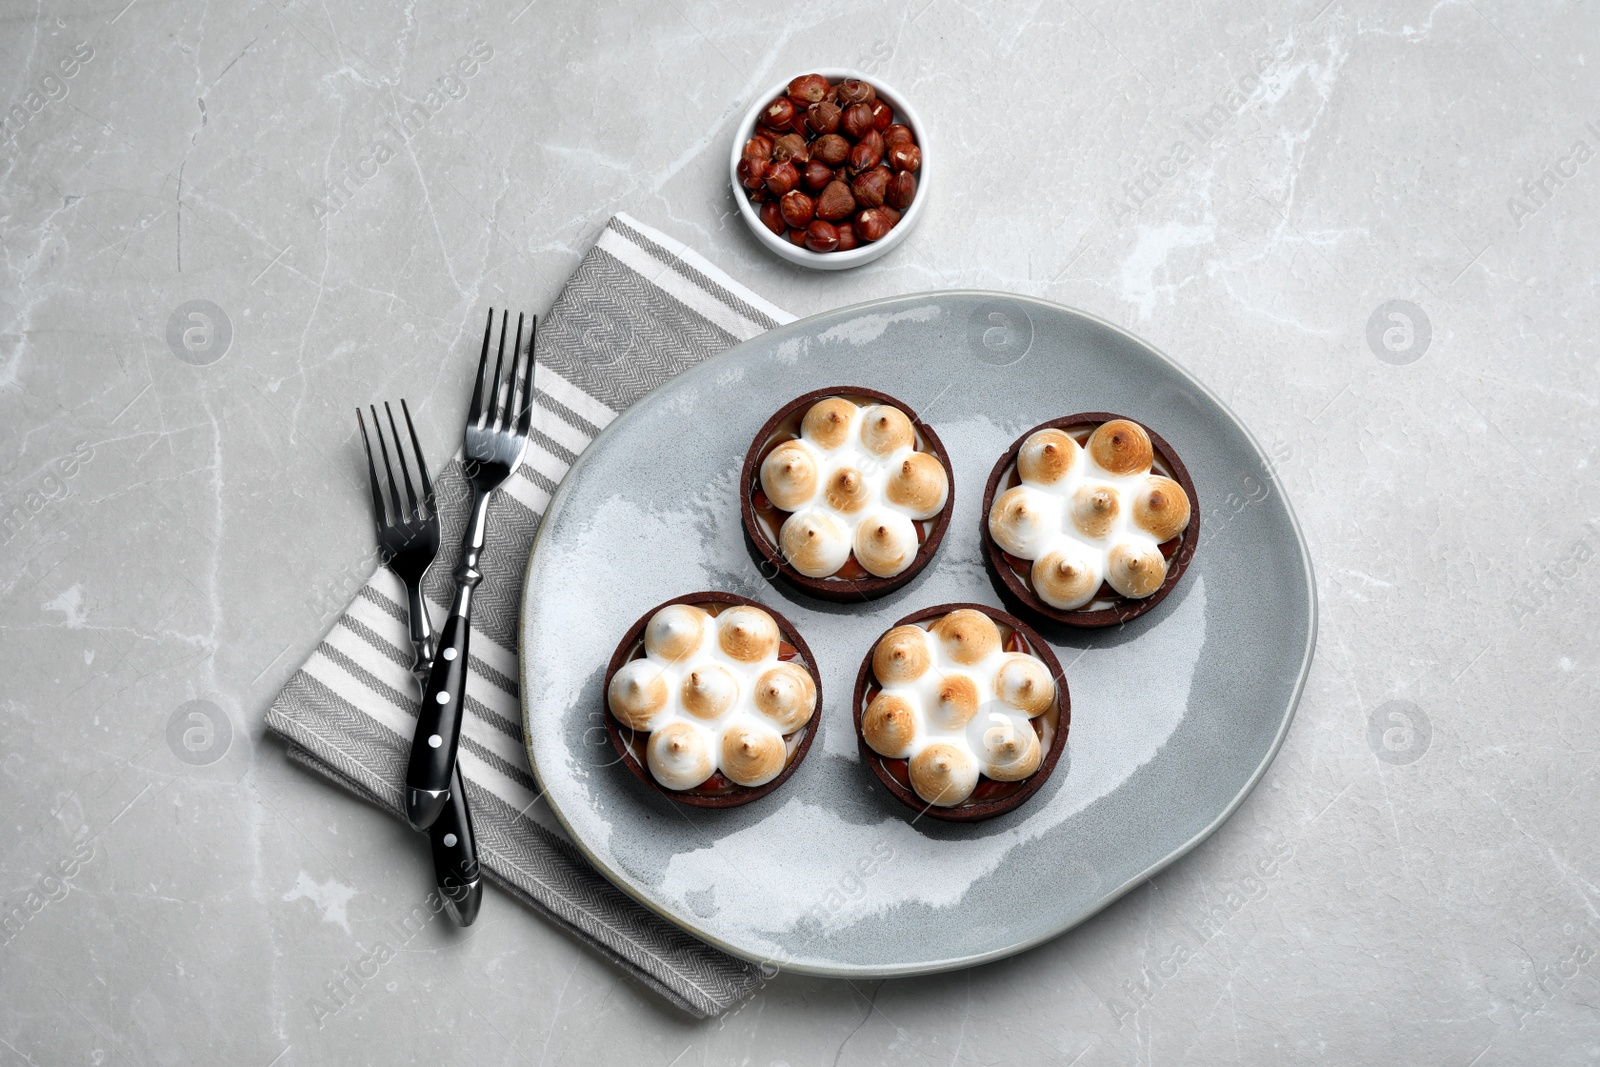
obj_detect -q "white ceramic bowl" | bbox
[729,69,930,271]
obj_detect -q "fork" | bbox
[359,401,482,925]
[406,309,536,831]
[358,401,440,679]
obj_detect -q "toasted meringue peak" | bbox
[643,603,708,663]
[909,743,980,806]
[1087,419,1153,476]
[1069,483,1121,540]
[720,721,787,787]
[1017,428,1080,485]
[861,692,918,758]
[1032,546,1101,611]
[873,625,932,684]
[977,713,1043,782]
[753,662,817,733]
[854,511,919,578]
[929,609,1001,666]
[1106,541,1168,599]
[860,404,915,457]
[801,397,858,450]
[779,509,852,578]
[929,673,981,730]
[646,722,714,791]
[607,659,670,731]
[994,653,1055,715]
[680,664,739,719]
[760,440,819,511]
[988,485,1056,559]
[716,605,781,662]
[824,466,872,513]
[884,451,949,519]
[1132,475,1191,543]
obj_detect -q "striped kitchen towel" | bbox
[265,213,793,1018]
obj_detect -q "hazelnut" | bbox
[771,133,809,164]
[804,220,840,253]
[788,106,812,136]
[842,102,875,139]
[759,97,796,130]
[812,133,850,167]
[886,170,917,211]
[786,228,808,246]
[758,200,785,235]
[787,73,829,105]
[807,101,842,136]
[850,167,890,208]
[837,77,876,106]
[779,189,816,229]
[855,207,892,242]
[764,160,799,197]
[736,156,770,190]
[884,124,913,148]
[802,160,834,192]
[887,142,921,172]
[816,180,856,221]
[849,132,884,173]
[869,100,893,131]
[834,221,858,251]
[742,134,774,164]
[856,206,900,242]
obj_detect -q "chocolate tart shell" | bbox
[741,386,954,602]
[981,412,1200,629]
[601,591,821,809]
[852,602,1070,823]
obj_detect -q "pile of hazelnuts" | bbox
[737,74,922,254]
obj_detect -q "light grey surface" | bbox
[1,0,1595,1061]
[522,291,1315,975]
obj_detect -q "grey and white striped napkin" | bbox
[265,214,794,1018]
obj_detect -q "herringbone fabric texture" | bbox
[265,214,793,1018]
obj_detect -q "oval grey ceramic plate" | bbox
[520,291,1316,977]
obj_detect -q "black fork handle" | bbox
[432,763,482,926]
[403,609,482,926]
[404,634,479,928]
[407,487,491,829]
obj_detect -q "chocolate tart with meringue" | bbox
[603,592,821,808]
[741,387,954,602]
[982,413,1199,628]
[852,603,1069,822]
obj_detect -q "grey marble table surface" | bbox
[2,0,1596,1063]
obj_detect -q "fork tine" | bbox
[385,401,421,521]
[467,307,494,426]
[516,315,538,438]
[357,408,388,529]
[486,309,509,431]
[371,404,405,522]
[498,312,525,432]
[401,398,434,515]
